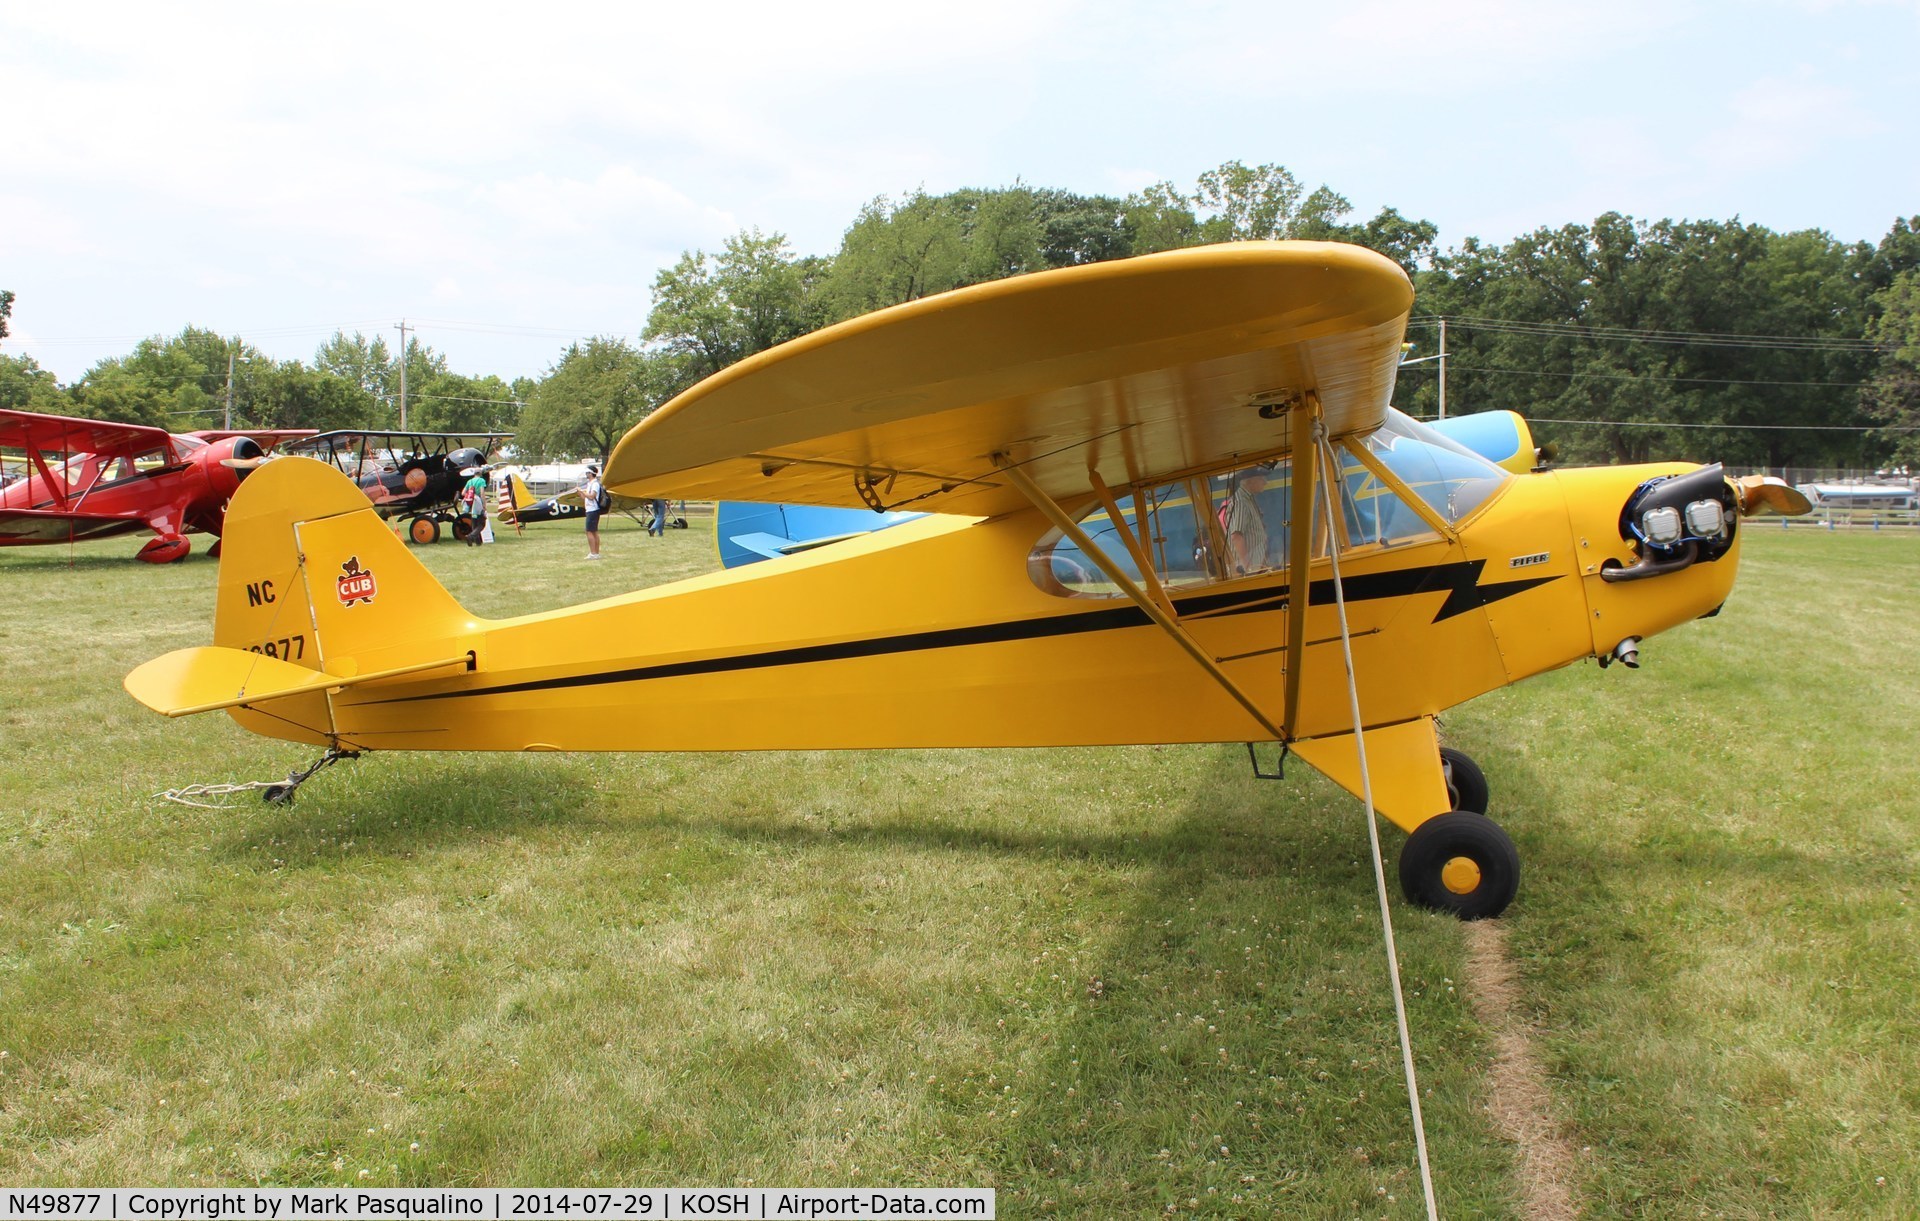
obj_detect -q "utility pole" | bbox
[224,350,235,430]
[396,319,411,431]
[1437,317,1448,419]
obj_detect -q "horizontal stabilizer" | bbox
[125,645,470,718]
[725,530,877,560]
[725,532,803,560]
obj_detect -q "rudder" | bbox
[209,456,481,744]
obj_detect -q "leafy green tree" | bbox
[314,331,395,403]
[1864,269,1920,466]
[0,289,13,342]
[238,361,379,431]
[408,372,520,435]
[68,360,174,428]
[1122,181,1204,254]
[812,192,973,319]
[60,327,255,430]
[1407,215,1872,467]
[1859,216,1920,302]
[811,185,1086,323]
[0,354,70,414]
[1033,188,1132,267]
[517,337,657,462]
[1123,162,1436,274]
[1193,161,1308,242]
[644,230,814,396]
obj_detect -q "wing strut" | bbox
[993,455,1287,743]
[1279,396,1320,743]
[1087,469,1178,622]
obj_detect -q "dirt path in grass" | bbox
[1463,919,1581,1220]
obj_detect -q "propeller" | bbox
[1731,474,1812,518]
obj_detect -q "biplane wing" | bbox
[189,428,318,447]
[604,242,1413,516]
[0,410,179,463]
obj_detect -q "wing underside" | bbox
[0,507,150,544]
[605,242,1414,516]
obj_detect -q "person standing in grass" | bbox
[582,462,605,560]
[648,496,668,537]
[460,466,490,546]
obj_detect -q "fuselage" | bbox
[216,453,1740,758]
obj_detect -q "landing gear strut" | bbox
[1440,746,1489,815]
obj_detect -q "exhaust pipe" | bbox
[1600,636,1641,669]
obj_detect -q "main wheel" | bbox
[452,516,477,542]
[1399,812,1519,920]
[409,517,440,544]
[1440,747,1489,815]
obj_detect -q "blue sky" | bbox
[2,0,1915,386]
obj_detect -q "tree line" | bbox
[4,161,1917,470]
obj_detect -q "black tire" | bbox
[452,516,477,543]
[1440,747,1490,815]
[1399,812,1519,920]
[409,517,440,545]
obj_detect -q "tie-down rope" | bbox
[1314,425,1441,1221]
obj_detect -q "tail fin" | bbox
[506,471,538,511]
[125,456,480,745]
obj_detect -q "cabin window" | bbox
[1026,411,1513,600]
[1030,478,1212,597]
[94,446,172,489]
[1029,461,1329,598]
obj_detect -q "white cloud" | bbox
[4,0,1915,382]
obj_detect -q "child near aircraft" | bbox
[459,467,490,546]
[582,463,605,559]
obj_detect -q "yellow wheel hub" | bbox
[1440,856,1482,895]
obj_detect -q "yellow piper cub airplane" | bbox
[125,242,1806,918]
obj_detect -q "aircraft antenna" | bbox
[1315,424,1442,1221]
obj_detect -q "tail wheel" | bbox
[408,517,440,545]
[1440,747,1489,815]
[1399,812,1519,920]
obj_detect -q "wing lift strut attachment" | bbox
[993,397,1441,1221]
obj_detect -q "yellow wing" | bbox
[605,241,1413,516]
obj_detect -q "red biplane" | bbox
[0,410,312,563]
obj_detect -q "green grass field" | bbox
[2,516,1916,1217]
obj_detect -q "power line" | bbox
[1409,314,1880,353]
[1425,362,1872,390]
[1517,417,1913,433]
[374,392,525,407]
[22,316,627,346]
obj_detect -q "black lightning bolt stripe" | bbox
[358,560,1558,706]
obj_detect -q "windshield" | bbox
[1361,409,1511,526]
